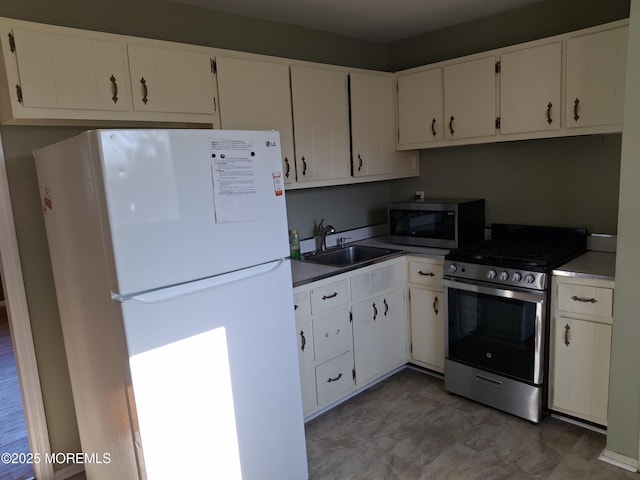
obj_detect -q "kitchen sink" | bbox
[303,245,401,267]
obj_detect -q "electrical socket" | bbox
[415,191,424,201]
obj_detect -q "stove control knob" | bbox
[524,273,536,284]
[447,264,457,274]
[499,271,509,281]
[512,272,522,282]
[487,269,497,280]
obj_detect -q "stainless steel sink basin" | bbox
[303,245,400,267]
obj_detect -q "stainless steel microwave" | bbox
[388,199,485,249]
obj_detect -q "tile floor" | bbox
[305,368,638,479]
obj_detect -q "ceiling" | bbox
[169,0,543,44]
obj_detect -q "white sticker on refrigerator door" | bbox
[210,141,258,223]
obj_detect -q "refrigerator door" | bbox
[120,259,308,480]
[89,129,289,296]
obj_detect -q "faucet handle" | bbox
[318,218,325,233]
[337,237,351,248]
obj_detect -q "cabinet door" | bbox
[352,287,407,386]
[499,43,561,134]
[409,286,444,372]
[551,316,611,425]
[375,287,408,374]
[296,318,317,414]
[12,28,128,111]
[565,27,628,129]
[127,44,216,115]
[350,72,396,176]
[216,57,296,184]
[397,68,444,145]
[444,56,497,140]
[290,65,350,182]
[312,309,352,363]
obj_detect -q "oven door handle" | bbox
[441,278,545,303]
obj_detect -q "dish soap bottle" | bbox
[289,229,301,259]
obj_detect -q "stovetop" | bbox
[444,224,587,290]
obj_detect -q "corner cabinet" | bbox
[549,275,614,426]
[396,67,444,146]
[293,257,408,419]
[290,65,351,183]
[350,71,419,178]
[406,256,445,373]
[215,56,296,184]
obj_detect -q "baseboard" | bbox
[598,448,639,473]
[54,462,85,480]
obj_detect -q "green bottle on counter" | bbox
[289,229,301,259]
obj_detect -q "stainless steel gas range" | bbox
[441,224,587,423]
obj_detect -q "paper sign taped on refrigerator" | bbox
[209,138,258,223]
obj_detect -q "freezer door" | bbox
[120,260,308,480]
[92,129,289,295]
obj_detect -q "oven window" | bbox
[447,288,537,383]
[390,210,455,240]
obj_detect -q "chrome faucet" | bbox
[317,219,336,252]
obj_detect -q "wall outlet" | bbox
[415,191,424,201]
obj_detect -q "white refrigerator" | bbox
[34,129,308,479]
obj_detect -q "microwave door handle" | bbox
[440,278,545,304]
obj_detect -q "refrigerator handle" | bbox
[112,259,288,304]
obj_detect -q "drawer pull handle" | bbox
[431,118,437,137]
[546,102,552,124]
[573,98,580,122]
[564,323,571,346]
[372,302,378,320]
[418,270,435,277]
[299,329,306,352]
[302,156,307,176]
[327,373,343,383]
[284,157,290,178]
[322,292,338,300]
[383,299,389,316]
[357,154,363,172]
[449,115,455,136]
[571,295,597,304]
[433,296,439,315]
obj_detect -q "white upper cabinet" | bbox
[565,26,628,129]
[350,72,401,176]
[127,44,216,115]
[290,65,350,183]
[215,56,296,184]
[499,42,562,134]
[7,28,128,112]
[443,56,497,140]
[396,68,444,145]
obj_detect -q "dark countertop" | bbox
[291,236,448,287]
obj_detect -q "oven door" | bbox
[441,278,546,385]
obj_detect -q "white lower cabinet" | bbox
[294,256,407,418]
[549,275,614,426]
[406,256,445,373]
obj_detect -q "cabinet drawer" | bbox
[557,283,613,318]
[313,309,352,362]
[310,279,348,315]
[351,260,404,302]
[293,290,311,322]
[408,259,443,287]
[315,351,353,406]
